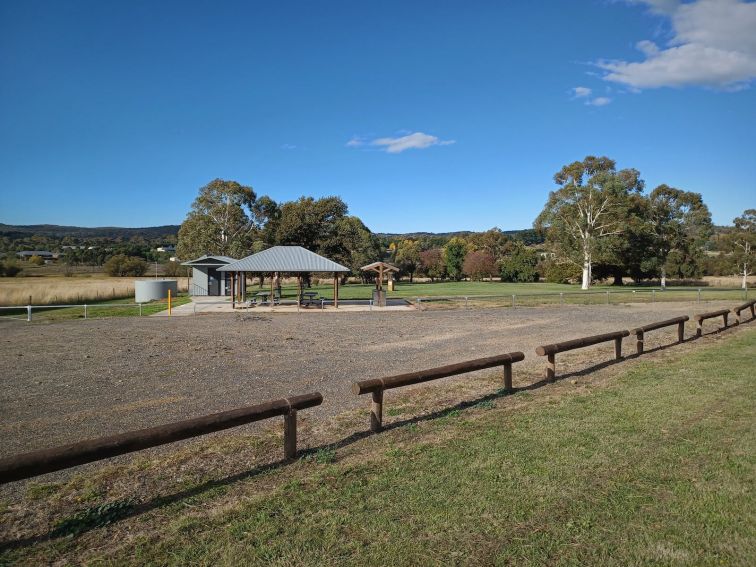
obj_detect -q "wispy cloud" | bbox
[572,86,593,98]
[280,144,297,150]
[586,96,612,106]
[347,132,455,154]
[598,0,756,90]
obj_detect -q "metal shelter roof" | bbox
[218,246,350,273]
[181,254,237,266]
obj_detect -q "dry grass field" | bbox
[0,276,189,305]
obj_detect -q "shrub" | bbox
[500,244,539,282]
[104,255,148,277]
[28,255,45,266]
[0,259,22,277]
[543,260,581,284]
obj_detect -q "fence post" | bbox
[139,303,143,317]
[652,289,655,303]
[502,362,513,393]
[512,294,516,309]
[677,321,685,343]
[635,330,644,355]
[697,288,701,304]
[465,296,468,309]
[614,337,623,360]
[283,408,297,460]
[27,305,32,322]
[560,292,564,306]
[371,389,383,432]
[546,353,555,382]
[84,304,87,319]
[606,290,610,305]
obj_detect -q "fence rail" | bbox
[629,316,689,355]
[694,309,731,337]
[0,393,322,484]
[352,352,525,431]
[415,287,749,310]
[536,330,630,382]
[732,299,756,324]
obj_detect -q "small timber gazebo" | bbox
[361,261,399,307]
[218,246,350,308]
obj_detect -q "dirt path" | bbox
[0,301,736,457]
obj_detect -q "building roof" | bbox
[218,246,350,273]
[181,254,237,266]
[361,261,399,272]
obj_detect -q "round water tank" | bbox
[135,280,178,303]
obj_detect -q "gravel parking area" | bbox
[0,301,735,457]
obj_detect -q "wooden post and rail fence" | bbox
[351,352,525,432]
[535,330,629,382]
[0,393,322,485]
[630,315,688,355]
[1,301,753,486]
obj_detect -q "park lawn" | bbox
[12,327,752,565]
[276,280,748,305]
[5,294,193,322]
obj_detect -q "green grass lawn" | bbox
[0,294,192,322]
[7,328,753,565]
[273,280,748,305]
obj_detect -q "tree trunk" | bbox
[743,265,748,290]
[661,266,667,289]
[581,244,591,290]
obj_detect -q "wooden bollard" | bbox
[502,362,513,392]
[696,319,703,338]
[614,337,623,360]
[635,330,644,355]
[283,409,297,460]
[678,321,685,342]
[371,389,383,432]
[546,353,556,382]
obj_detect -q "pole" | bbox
[27,304,32,322]
[512,294,516,308]
[168,289,171,315]
[84,304,87,319]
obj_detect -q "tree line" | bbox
[170,166,753,289]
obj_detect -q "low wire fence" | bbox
[0,302,172,322]
[415,287,749,310]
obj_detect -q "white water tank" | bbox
[135,280,178,303]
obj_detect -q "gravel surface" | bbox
[0,301,735,457]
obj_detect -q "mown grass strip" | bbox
[4,330,754,566]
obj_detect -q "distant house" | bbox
[17,250,55,259]
[181,255,237,296]
[156,245,176,253]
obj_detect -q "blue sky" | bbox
[1,0,754,232]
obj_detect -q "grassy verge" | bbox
[0,294,192,322]
[3,328,753,565]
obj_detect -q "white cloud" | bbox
[572,86,593,98]
[586,97,612,106]
[599,0,756,89]
[348,132,455,154]
[280,144,297,150]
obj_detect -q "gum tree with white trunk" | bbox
[535,156,643,290]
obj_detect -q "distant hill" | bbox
[0,223,180,240]
[376,229,528,240]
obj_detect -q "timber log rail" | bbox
[694,309,730,337]
[0,393,323,485]
[352,352,525,432]
[629,316,689,355]
[732,299,756,325]
[535,330,630,382]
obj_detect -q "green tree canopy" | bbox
[535,156,643,289]
[176,179,257,260]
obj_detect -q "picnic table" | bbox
[256,291,271,305]
[301,291,319,307]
